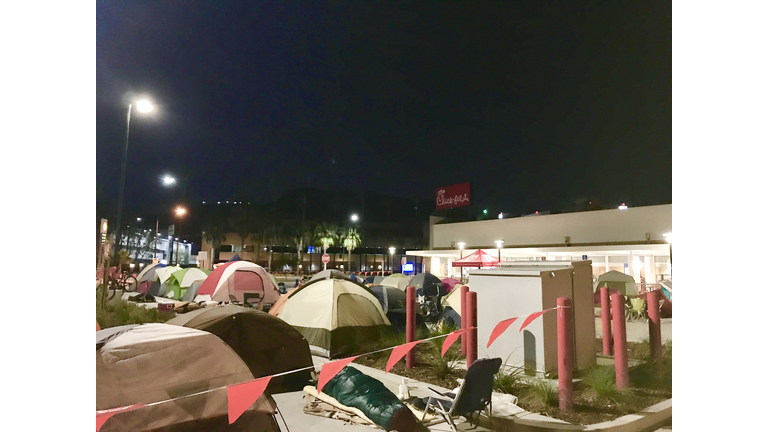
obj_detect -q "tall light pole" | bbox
[495,239,504,264]
[170,206,187,265]
[350,214,359,271]
[114,98,154,256]
[389,246,395,273]
[457,242,466,281]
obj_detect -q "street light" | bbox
[350,214,359,222]
[456,242,466,281]
[170,206,187,265]
[495,239,504,263]
[457,242,466,259]
[389,246,396,272]
[162,175,176,186]
[114,97,154,257]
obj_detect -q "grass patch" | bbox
[97,299,176,328]
[529,379,558,408]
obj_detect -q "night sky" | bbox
[96,0,671,221]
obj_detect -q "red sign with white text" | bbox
[435,182,471,210]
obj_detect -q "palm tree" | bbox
[203,224,227,267]
[314,222,339,270]
[229,205,256,256]
[261,224,280,271]
[341,227,361,272]
[293,228,313,273]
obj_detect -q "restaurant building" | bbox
[406,204,672,284]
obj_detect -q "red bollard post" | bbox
[600,286,612,355]
[557,297,573,410]
[611,292,629,389]
[406,286,416,369]
[647,289,663,364]
[460,285,469,355]
[466,291,478,369]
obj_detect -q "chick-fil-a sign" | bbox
[435,182,471,210]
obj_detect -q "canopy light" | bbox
[135,99,154,113]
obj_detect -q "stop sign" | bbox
[321,254,331,264]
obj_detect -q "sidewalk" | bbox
[272,355,495,431]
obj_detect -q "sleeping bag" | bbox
[321,366,423,432]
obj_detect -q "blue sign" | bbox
[582,255,588,260]
[402,263,414,272]
[307,246,315,254]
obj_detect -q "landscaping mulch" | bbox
[355,335,671,426]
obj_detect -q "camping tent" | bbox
[164,267,210,300]
[276,278,391,358]
[369,285,407,314]
[441,285,464,315]
[167,305,313,390]
[267,293,291,317]
[135,263,166,283]
[441,277,462,293]
[309,269,349,283]
[228,253,242,262]
[97,323,278,432]
[181,279,206,302]
[451,249,499,268]
[135,263,166,293]
[593,271,639,297]
[379,273,412,291]
[196,261,280,307]
[409,272,446,297]
[149,265,182,298]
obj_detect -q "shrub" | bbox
[582,365,618,399]
[530,379,558,407]
[494,364,524,395]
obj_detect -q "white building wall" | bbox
[433,204,672,249]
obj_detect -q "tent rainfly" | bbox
[97,323,278,432]
[276,278,391,359]
[167,305,313,391]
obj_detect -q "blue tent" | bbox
[228,254,242,262]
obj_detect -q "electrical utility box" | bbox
[468,260,596,376]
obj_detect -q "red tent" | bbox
[451,249,500,267]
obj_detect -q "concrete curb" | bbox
[478,399,671,432]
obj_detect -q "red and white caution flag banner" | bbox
[487,307,556,348]
[519,309,554,332]
[442,328,471,357]
[99,308,561,430]
[96,403,145,431]
[385,341,421,373]
[486,318,519,348]
[317,356,359,393]
[227,376,273,424]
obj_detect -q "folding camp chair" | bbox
[421,357,502,432]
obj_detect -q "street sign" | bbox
[168,224,175,236]
[401,257,406,266]
[153,258,158,264]
[321,254,331,264]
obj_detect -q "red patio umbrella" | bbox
[451,249,500,268]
